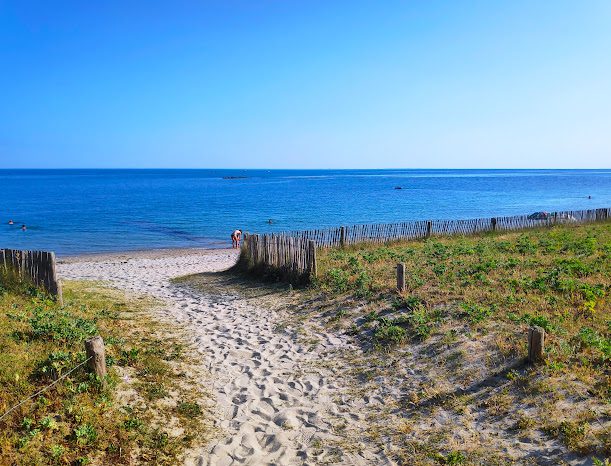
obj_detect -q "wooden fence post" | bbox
[308,240,317,279]
[396,263,406,293]
[491,217,497,232]
[48,251,63,305]
[528,326,545,364]
[426,221,432,238]
[56,280,64,307]
[340,226,346,248]
[85,336,107,386]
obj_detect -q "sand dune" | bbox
[59,249,390,465]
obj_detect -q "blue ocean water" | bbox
[0,169,609,255]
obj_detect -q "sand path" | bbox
[59,249,389,465]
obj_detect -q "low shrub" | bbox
[460,302,495,324]
[577,327,611,361]
[176,401,203,419]
[29,308,98,343]
[374,324,406,346]
[325,268,350,293]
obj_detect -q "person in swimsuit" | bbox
[21,224,27,231]
[8,219,14,225]
[231,229,242,248]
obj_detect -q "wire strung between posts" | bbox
[0,356,92,423]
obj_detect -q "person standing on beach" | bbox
[231,229,242,248]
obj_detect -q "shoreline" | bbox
[58,246,238,263]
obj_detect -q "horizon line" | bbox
[1,167,610,171]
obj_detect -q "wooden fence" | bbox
[238,235,316,284]
[238,207,610,283]
[274,208,610,247]
[0,248,63,302]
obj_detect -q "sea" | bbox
[1,169,609,256]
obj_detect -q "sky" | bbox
[1,1,610,169]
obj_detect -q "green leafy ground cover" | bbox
[0,276,212,465]
[318,222,610,365]
[313,221,610,463]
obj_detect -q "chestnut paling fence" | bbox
[237,234,317,284]
[238,207,610,283]
[0,248,63,302]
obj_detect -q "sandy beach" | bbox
[5,3,609,463]
[58,248,390,465]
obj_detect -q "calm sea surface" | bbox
[1,169,609,255]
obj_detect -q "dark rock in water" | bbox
[527,211,549,220]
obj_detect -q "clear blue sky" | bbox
[1,1,610,169]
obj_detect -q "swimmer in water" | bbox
[231,229,242,248]
[21,224,26,231]
[8,219,14,225]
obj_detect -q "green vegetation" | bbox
[314,222,610,462]
[318,222,610,364]
[0,279,211,465]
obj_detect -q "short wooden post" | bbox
[56,280,64,307]
[50,251,63,306]
[396,263,406,293]
[426,221,432,238]
[85,336,107,385]
[527,326,545,364]
[491,217,497,232]
[340,226,346,248]
[308,240,317,279]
